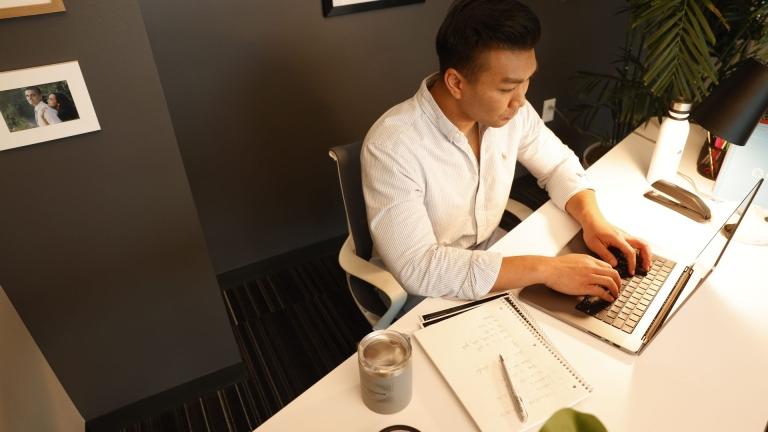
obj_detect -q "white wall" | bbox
[0,286,83,432]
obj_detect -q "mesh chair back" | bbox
[330,142,373,260]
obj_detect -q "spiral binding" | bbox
[502,296,593,392]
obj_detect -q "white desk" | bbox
[257,124,768,431]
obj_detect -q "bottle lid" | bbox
[670,98,692,114]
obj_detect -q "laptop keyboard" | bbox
[575,257,675,334]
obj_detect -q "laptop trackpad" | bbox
[519,283,584,317]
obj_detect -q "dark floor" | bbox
[119,241,371,432]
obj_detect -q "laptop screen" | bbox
[713,121,768,209]
[694,178,764,273]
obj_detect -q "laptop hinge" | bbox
[642,266,694,345]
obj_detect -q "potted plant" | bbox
[570,0,768,166]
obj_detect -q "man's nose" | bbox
[508,93,523,108]
[510,87,526,107]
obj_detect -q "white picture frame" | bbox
[322,0,423,17]
[0,61,100,152]
[0,0,65,20]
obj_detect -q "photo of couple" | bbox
[0,80,79,133]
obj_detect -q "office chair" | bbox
[329,142,406,330]
[329,142,535,330]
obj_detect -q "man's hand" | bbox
[581,218,651,276]
[544,254,621,302]
[491,191,652,299]
[565,190,652,276]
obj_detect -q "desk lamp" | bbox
[692,58,768,244]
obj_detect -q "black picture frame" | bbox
[322,0,424,17]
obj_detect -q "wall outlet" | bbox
[542,98,556,123]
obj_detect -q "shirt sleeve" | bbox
[515,102,592,210]
[362,137,502,300]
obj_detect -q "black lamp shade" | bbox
[692,59,768,146]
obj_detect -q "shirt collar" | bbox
[415,73,466,145]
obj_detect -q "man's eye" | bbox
[499,88,515,93]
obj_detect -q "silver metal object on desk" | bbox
[358,330,412,414]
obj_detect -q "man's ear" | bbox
[443,68,466,99]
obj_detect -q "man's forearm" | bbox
[564,189,606,230]
[490,255,553,292]
[490,190,616,293]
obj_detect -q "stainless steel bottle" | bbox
[358,330,413,414]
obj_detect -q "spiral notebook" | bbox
[414,296,592,431]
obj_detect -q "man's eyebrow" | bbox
[501,68,538,84]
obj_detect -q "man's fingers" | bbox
[585,285,615,302]
[598,266,622,292]
[593,274,620,298]
[628,237,652,271]
[608,237,635,275]
[590,242,617,267]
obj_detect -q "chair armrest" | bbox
[506,198,534,221]
[338,237,407,329]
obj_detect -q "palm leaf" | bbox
[629,0,720,101]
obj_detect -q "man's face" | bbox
[457,48,537,128]
[25,89,42,106]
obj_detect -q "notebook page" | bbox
[415,297,591,431]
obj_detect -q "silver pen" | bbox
[499,354,528,422]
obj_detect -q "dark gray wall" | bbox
[0,0,240,421]
[137,0,628,273]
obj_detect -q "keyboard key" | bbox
[622,324,634,333]
[639,298,650,306]
[612,318,625,329]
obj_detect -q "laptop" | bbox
[518,178,764,354]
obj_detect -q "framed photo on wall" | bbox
[322,0,424,17]
[0,0,65,20]
[0,61,100,151]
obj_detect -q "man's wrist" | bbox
[494,255,553,290]
[565,189,605,229]
[533,256,554,287]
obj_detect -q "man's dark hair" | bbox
[24,86,42,95]
[436,0,541,78]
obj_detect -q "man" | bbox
[24,86,61,127]
[361,0,650,308]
